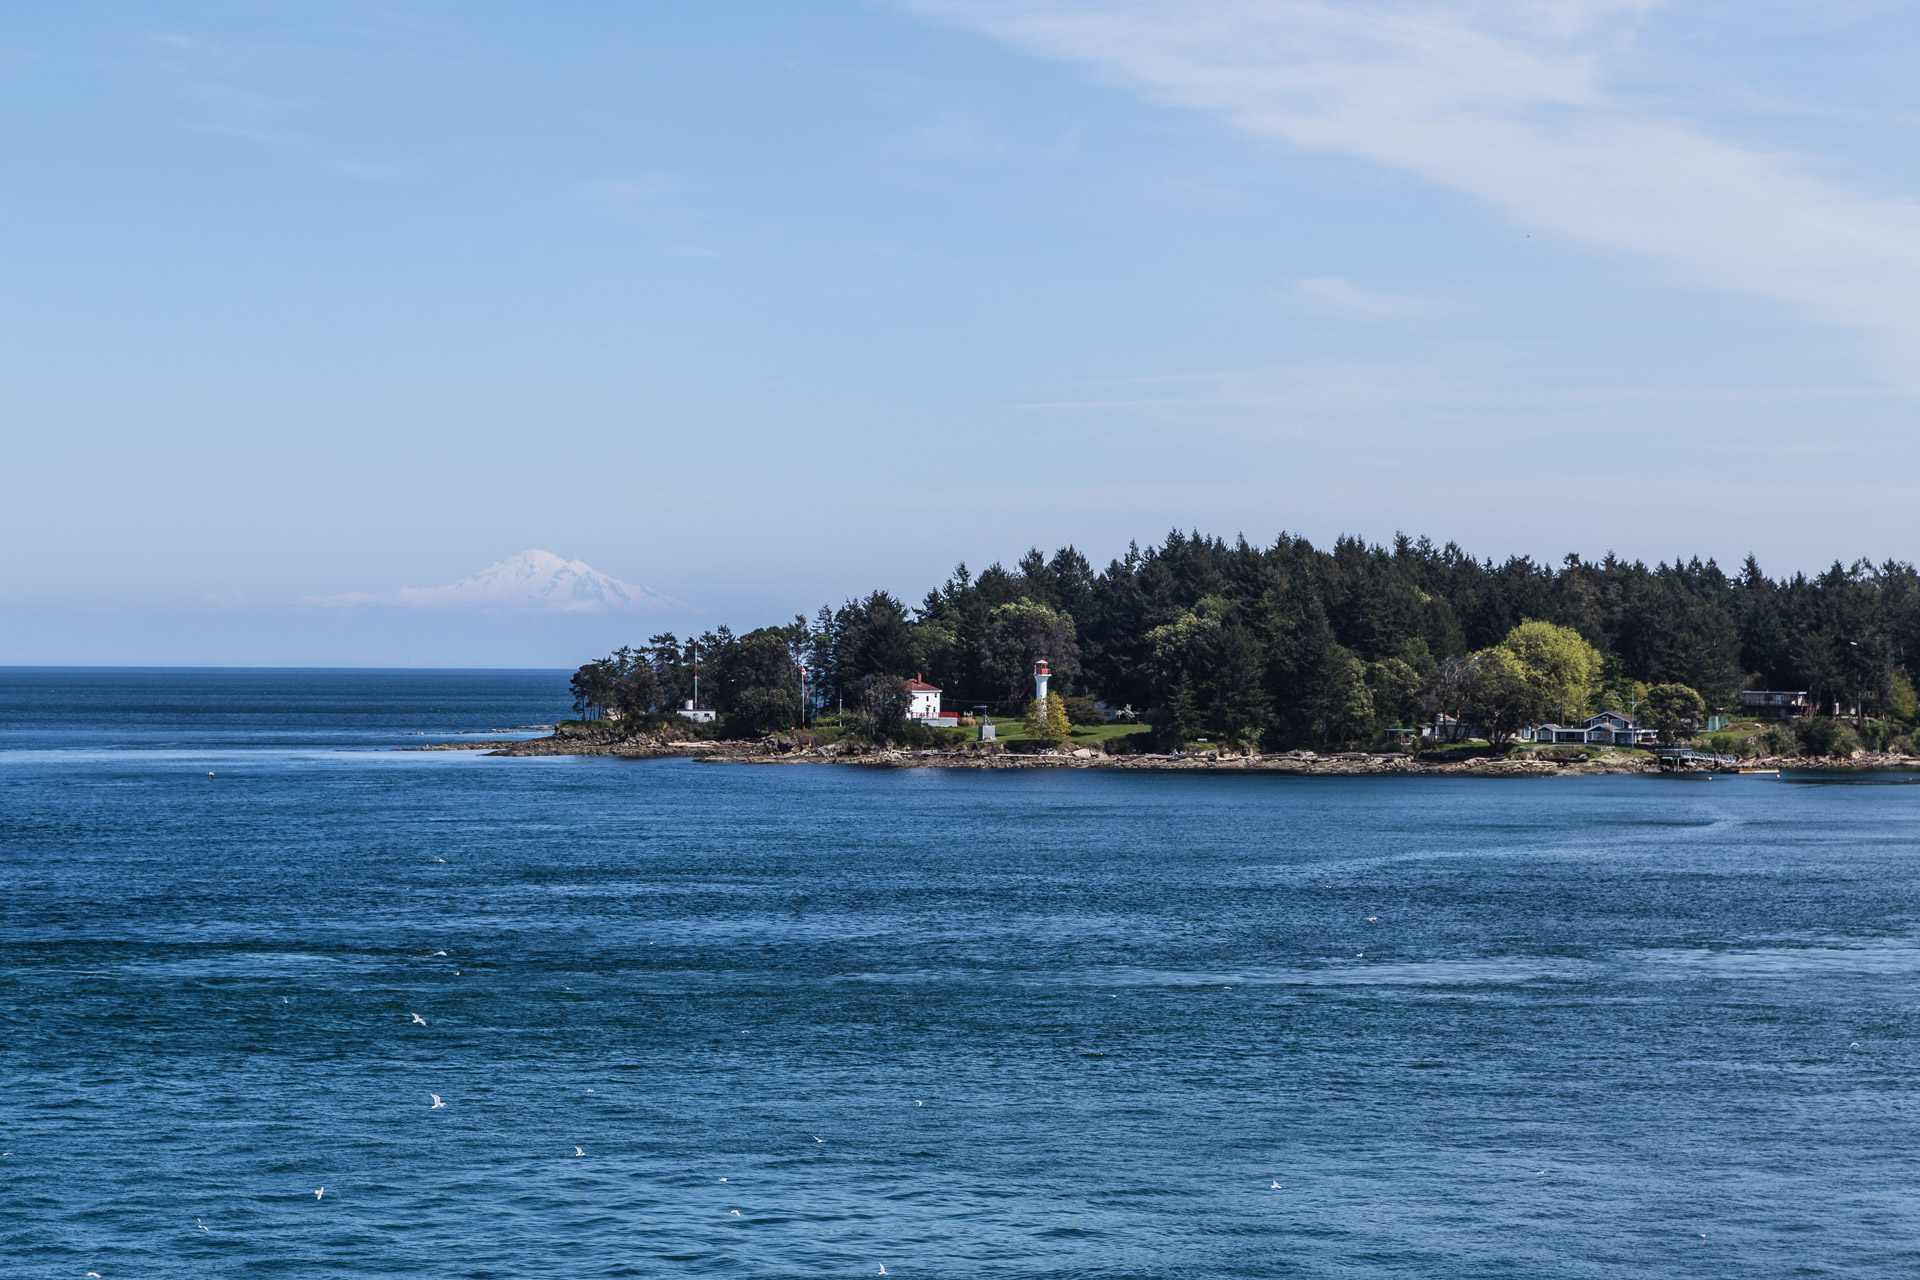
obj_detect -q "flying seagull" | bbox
[315,1188,324,1200]
[429,951,449,957]
[432,857,447,864]
[1271,1180,1281,1189]
[730,1210,741,1216]
[574,1147,585,1157]
[410,1013,427,1026]
[429,1094,445,1109]
[879,1267,888,1275]
[197,1219,210,1232]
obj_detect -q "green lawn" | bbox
[985,720,1151,745]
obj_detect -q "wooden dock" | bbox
[1650,746,1740,773]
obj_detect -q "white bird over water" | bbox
[815,1136,825,1143]
[1271,1180,1281,1189]
[574,1147,585,1157]
[429,1094,445,1109]
[315,1188,324,1200]
[730,1210,741,1216]
[429,951,448,957]
[878,1266,887,1275]
[197,1218,210,1232]
[411,1013,427,1026]
[433,857,447,863]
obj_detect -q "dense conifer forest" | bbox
[570,531,1920,753]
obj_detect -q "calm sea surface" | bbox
[4,668,1920,1278]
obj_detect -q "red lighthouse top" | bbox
[1034,659,1050,676]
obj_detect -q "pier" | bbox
[1650,746,1739,773]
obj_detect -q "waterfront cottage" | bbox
[1420,714,1473,742]
[1527,712,1657,746]
[1739,690,1809,718]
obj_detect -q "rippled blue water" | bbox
[4,669,1920,1278]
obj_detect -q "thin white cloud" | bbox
[580,174,684,211]
[903,0,1920,367]
[150,31,312,147]
[1288,275,1435,317]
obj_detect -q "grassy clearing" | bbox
[986,720,1151,745]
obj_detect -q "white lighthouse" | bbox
[1033,658,1050,703]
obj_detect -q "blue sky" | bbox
[5,1,1920,663]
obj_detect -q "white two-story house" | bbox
[905,676,949,724]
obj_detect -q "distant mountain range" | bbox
[315,550,685,614]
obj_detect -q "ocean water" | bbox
[4,669,1920,1278]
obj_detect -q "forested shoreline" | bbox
[569,531,1920,755]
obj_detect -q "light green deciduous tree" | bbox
[1023,693,1072,743]
[1500,620,1603,723]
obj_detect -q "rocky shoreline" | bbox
[403,727,1920,776]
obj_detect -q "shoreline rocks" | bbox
[401,727,1920,776]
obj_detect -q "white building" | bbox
[676,699,716,724]
[906,676,957,725]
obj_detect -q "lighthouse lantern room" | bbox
[1033,659,1050,703]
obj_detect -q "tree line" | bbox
[571,531,1920,750]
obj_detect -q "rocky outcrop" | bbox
[1746,751,1920,771]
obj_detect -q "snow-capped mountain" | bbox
[320,551,684,613]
